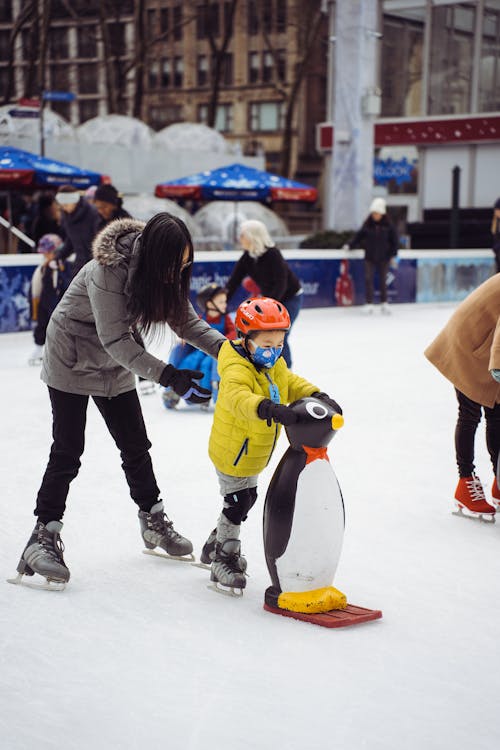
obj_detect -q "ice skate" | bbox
[362,304,374,315]
[208,539,247,597]
[453,475,496,523]
[139,501,194,561]
[7,521,70,591]
[161,387,180,410]
[491,477,500,509]
[380,302,391,315]
[28,345,44,366]
[194,528,248,572]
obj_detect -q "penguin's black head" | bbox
[285,397,344,450]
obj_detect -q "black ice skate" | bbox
[209,539,247,597]
[195,528,249,573]
[7,521,70,591]
[139,501,194,562]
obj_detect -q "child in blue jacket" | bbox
[162,283,236,410]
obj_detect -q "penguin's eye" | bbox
[305,402,328,419]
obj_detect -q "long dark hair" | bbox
[128,212,193,337]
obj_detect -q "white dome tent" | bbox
[122,194,201,238]
[153,122,229,153]
[77,115,154,149]
[0,104,76,144]
[193,201,289,244]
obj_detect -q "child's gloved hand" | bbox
[312,391,343,414]
[159,365,211,404]
[257,399,298,427]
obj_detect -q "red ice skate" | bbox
[491,477,500,509]
[453,475,496,523]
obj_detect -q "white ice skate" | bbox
[28,345,44,366]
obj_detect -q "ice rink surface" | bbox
[1,303,499,750]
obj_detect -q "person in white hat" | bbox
[348,197,399,314]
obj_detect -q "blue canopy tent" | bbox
[0,146,102,190]
[154,162,318,203]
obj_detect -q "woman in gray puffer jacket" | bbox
[12,214,225,589]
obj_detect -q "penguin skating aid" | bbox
[262,397,382,629]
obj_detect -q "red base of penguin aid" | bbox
[263,602,382,629]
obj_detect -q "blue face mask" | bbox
[248,340,283,369]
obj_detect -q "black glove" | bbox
[312,391,343,415]
[159,365,211,405]
[257,399,298,427]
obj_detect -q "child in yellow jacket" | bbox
[201,296,342,594]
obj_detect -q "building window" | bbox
[150,104,182,129]
[262,52,273,83]
[49,27,69,60]
[0,67,9,92]
[249,101,284,132]
[77,26,97,58]
[198,103,234,132]
[197,2,220,38]
[161,58,170,87]
[79,99,99,123]
[197,55,208,86]
[0,30,10,61]
[248,51,259,83]
[149,60,159,89]
[276,49,286,81]
[174,56,183,87]
[224,1,235,35]
[276,0,287,33]
[147,9,157,36]
[0,1,12,23]
[160,8,169,34]
[248,0,259,35]
[479,5,500,112]
[51,101,71,121]
[222,53,233,85]
[381,11,425,117]
[108,23,126,58]
[263,2,273,31]
[173,5,183,40]
[428,3,475,115]
[50,63,70,91]
[77,63,98,94]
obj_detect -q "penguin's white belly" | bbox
[276,460,344,592]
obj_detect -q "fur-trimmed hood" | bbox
[92,217,145,267]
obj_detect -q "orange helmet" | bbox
[235,297,290,335]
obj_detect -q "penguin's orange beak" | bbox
[331,414,344,430]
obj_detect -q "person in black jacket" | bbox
[225,219,303,368]
[94,183,131,230]
[55,185,101,278]
[348,197,399,314]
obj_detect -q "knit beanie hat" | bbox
[369,197,387,215]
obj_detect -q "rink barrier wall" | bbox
[0,248,495,334]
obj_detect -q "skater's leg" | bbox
[35,387,89,524]
[92,389,160,512]
[454,388,482,477]
[378,261,390,304]
[93,389,192,556]
[281,292,303,369]
[364,259,375,304]
[484,401,500,474]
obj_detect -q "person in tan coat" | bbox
[425,273,500,519]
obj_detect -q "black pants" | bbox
[454,388,500,478]
[364,259,389,304]
[35,387,160,523]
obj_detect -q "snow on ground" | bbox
[0,303,499,750]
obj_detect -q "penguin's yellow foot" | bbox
[277,586,347,614]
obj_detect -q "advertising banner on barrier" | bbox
[189,257,417,310]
